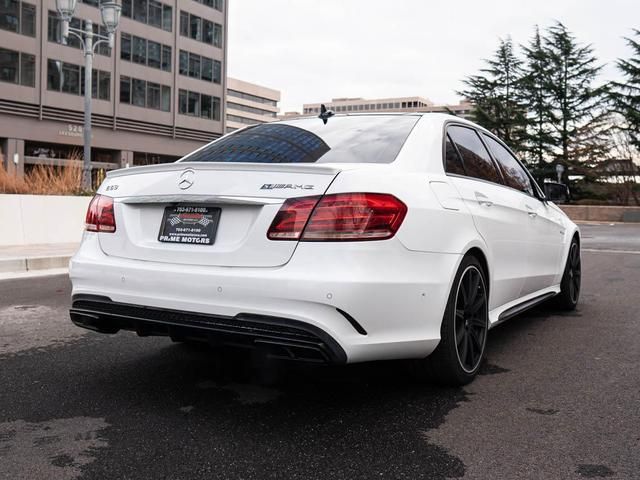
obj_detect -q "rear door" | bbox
[481,133,564,294]
[445,125,530,310]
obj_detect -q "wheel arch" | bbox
[464,246,490,297]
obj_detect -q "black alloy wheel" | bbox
[454,265,489,373]
[555,237,581,310]
[413,255,489,386]
[567,242,582,304]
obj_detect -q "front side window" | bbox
[447,125,502,184]
[482,134,533,195]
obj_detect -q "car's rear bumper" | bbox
[70,294,347,364]
[69,233,461,363]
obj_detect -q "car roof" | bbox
[276,112,479,129]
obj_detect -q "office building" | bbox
[226,77,280,133]
[0,0,227,179]
[298,96,473,118]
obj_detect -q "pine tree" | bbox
[543,22,609,171]
[458,38,527,153]
[520,26,555,170]
[611,29,640,152]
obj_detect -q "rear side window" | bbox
[183,115,420,164]
[482,135,533,195]
[447,125,502,184]
[444,134,466,175]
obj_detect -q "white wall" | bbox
[0,194,91,246]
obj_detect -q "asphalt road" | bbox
[1,223,639,480]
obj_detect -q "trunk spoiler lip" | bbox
[105,162,355,179]
[119,194,284,206]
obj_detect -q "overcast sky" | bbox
[227,0,639,113]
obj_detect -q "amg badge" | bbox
[260,184,315,190]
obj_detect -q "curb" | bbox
[0,255,72,274]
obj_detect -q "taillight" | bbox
[267,196,321,240]
[267,193,407,242]
[85,194,116,233]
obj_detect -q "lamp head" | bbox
[100,2,122,34]
[55,0,77,20]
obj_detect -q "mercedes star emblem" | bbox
[178,169,195,190]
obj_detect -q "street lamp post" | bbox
[55,0,121,191]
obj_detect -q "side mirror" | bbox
[543,182,570,204]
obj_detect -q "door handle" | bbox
[525,205,537,218]
[475,192,493,207]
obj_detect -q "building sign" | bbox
[58,124,84,137]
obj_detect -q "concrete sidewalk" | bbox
[0,243,77,275]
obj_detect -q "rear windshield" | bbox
[182,115,420,164]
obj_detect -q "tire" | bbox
[413,255,489,386]
[554,237,581,310]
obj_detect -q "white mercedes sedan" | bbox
[69,113,581,385]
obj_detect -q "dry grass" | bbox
[0,158,84,195]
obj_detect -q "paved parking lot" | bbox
[1,223,639,480]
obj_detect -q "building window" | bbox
[121,32,171,72]
[47,59,110,100]
[121,32,131,60]
[132,35,145,64]
[178,89,220,120]
[178,50,221,84]
[19,51,35,86]
[0,48,34,87]
[193,0,223,12]
[61,62,80,95]
[120,75,170,111]
[228,102,276,118]
[120,75,130,103]
[162,45,171,71]
[179,11,188,36]
[97,70,110,100]
[147,81,160,110]
[121,0,172,32]
[0,1,35,36]
[188,52,200,78]
[147,40,161,69]
[147,0,162,28]
[227,89,277,107]
[227,114,263,126]
[48,11,111,56]
[132,78,145,106]
[20,2,35,35]
[180,11,222,48]
[190,14,201,41]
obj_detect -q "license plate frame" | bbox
[157,205,221,246]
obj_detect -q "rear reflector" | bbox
[85,194,116,233]
[267,193,407,242]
